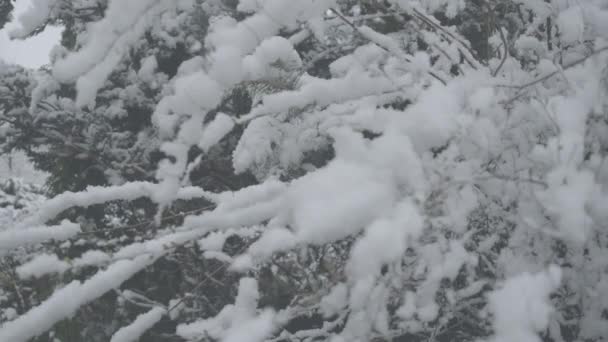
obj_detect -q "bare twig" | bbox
[497,45,608,90]
[492,25,509,77]
[115,289,161,309]
[0,261,26,312]
[475,173,548,189]
[430,40,465,76]
[411,8,483,70]
[166,243,249,314]
[74,204,216,237]
[329,8,447,85]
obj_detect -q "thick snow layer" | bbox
[557,6,585,44]
[233,116,283,176]
[285,159,396,244]
[358,26,404,56]
[0,151,49,184]
[222,310,275,342]
[347,200,423,280]
[73,250,112,268]
[138,55,158,83]
[112,185,283,260]
[6,1,608,341]
[182,181,286,231]
[16,253,69,279]
[8,0,58,39]
[489,266,562,342]
[214,180,286,212]
[0,220,80,254]
[177,277,275,341]
[29,73,60,114]
[237,0,260,13]
[208,46,244,87]
[20,182,216,227]
[0,178,47,229]
[242,36,302,80]
[320,283,348,318]
[137,55,158,84]
[199,113,235,152]
[389,0,466,18]
[241,71,395,122]
[198,232,229,252]
[206,0,331,53]
[52,0,192,107]
[533,96,596,242]
[110,307,166,342]
[152,71,224,138]
[246,227,298,261]
[393,80,464,154]
[52,0,158,79]
[536,167,595,243]
[0,254,157,342]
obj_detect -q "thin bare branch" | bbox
[497,45,608,90]
[329,8,447,85]
[492,25,509,77]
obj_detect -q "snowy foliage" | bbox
[1,0,608,341]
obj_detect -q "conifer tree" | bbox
[1,1,608,341]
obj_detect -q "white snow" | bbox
[222,310,275,342]
[110,307,166,342]
[29,73,60,113]
[233,116,283,176]
[5,1,608,341]
[198,232,229,252]
[241,71,395,123]
[73,250,112,268]
[347,200,423,280]
[242,36,302,80]
[358,26,404,56]
[557,6,585,45]
[19,182,216,227]
[16,253,69,279]
[396,291,417,320]
[0,220,80,254]
[153,71,224,138]
[52,0,189,107]
[246,227,298,261]
[0,254,158,342]
[533,96,596,243]
[320,283,348,318]
[489,266,562,342]
[177,277,275,341]
[8,0,57,39]
[199,113,235,152]
[138,55,158,83]
[208,46,244,87]
[285,159,396,244]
